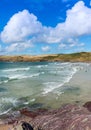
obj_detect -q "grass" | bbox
[0,52,91,62]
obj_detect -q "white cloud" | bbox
[67,38,85,48]
[43,1,91,44]
[1,10,43,43]
[0,1,91,53]
[42,46,50,52]
[59,43,67,49]
[77,43,85,47]
[56,1,91,40]
[64,1,91,36]
[59,38,85,50]
[5,42,33,53]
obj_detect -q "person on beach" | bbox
[21,122,33,130]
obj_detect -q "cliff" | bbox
[0,52,91,62]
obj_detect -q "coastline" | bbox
[38,63,91,108]
[0,62,91,129]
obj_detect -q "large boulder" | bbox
[28,104,91,130]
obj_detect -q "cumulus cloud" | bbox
[41,46,50,52]
[1,10,43,43]
[45,1,91,43]
[1,1,91,53]
[59,38,85,50]
[64,1,91,36]
[5,41,33,53]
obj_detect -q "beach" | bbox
[0,62,91,129]
[63,63,91,105]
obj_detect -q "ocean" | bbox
[0,62,89,115]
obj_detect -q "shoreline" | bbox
[0,62,91,129]
[64,63,91,105]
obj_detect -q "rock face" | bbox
[23,104,91,130]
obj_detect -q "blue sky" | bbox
[0,0,91,55]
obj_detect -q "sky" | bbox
[0,0,91,55]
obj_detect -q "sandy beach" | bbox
[64,63,91,105]
[0,63,91,129]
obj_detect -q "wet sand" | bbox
[63,63,91,105]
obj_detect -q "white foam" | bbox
[1,97,17,105]
[23,98,35,105]
[3,67,30,72]
[0,80,9,84]
[9,74,24,80]
[0,108,12,115]
[42,82,64,94]
[19,73,40,79]
[30,98,35,102]
[23,102,29,105]
[37,65,42,68]
[42,65,79,95]
[9,73,40,80]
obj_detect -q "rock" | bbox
[29,104,91,130]
[83,101,91,112]
[20,108,48,118]
[20,108,37,118]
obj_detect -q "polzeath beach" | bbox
[0,62,91,129]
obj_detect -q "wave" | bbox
[0,76,9,84]
[2,67,30,72]
[42,82,63,94]
[15,73,40,79]
[36,65,48,68]
[0,80,9,85]
[42,66,79,95]
[0,97,36,115]
[23,98,35,105]
[0,73,40,84]
[0,97,18,115]
[0,108,12,115]
[1,97,17,105]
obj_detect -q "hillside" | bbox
[0,52,91,62]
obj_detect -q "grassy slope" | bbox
[0,52,91,62]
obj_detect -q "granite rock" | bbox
[29,104,91,130]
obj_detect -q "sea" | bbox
[0,61,89,115]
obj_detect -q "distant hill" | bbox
[0,52,91,62]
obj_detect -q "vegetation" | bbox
[0,52,91,62]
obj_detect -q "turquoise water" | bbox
[0,62,89,115]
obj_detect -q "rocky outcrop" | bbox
[2,103,91,129]
[19,104,91,130]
